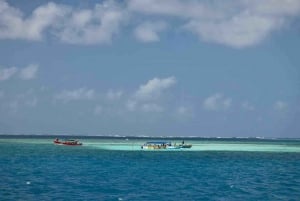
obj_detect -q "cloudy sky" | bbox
[0,0,300,137]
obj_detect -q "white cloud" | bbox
[126,76,176,112]
[0,64,38,81]
[19,64,38,80]
[243,0,300,16]
[241,101,255,111]
[184,14,280,48]
[56,1,128,45]
[0,1,69,40]
[134,21,167,42]
[1,0,300,47]
[134,76,176,101]
[203,93,232,111]
[106,90,123,100]
[55,88,95,102]
[274,100,288,111]
[0,67,18,81]
[25,2,70,40]
[128,0,218,19]
[0,1,127,45]
[128,0,300,48]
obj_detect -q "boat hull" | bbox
[141,142,192,150]
[179,144,192,149]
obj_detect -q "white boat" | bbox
[141,141,192,150]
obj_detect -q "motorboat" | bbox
[141,141,192,150]
[141,141,175,150]
[53,138,82,146]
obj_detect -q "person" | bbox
[182,140,184,144]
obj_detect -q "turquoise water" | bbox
[1,136,300,200]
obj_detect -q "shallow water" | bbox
[1,136,300,200]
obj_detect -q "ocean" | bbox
[1,136,300,200]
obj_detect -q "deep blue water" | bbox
[1,139,300,200]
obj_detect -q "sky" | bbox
[0,0,300,137]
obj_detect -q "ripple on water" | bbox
[1,138,300,200]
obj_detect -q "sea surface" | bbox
[1,136,300,200]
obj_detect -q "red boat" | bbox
[54,138,82,146]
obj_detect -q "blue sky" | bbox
[0,0,300,137]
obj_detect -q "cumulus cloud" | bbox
[126,76,176,112]
[134,21,167,42]
[0,67,18,81]
[55,88,95,103]
[274,100,288,111]
[19,64,38,80]
[203,93,232,111]
[128,0,300,48]
[56,1,128,45]
[134,76,176,101]
[128,0,218,19]
[2,0,299,47]
[184,14,279,48]
[0,1,68,40]
[0,0,127,44]
[0,64,38,81]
